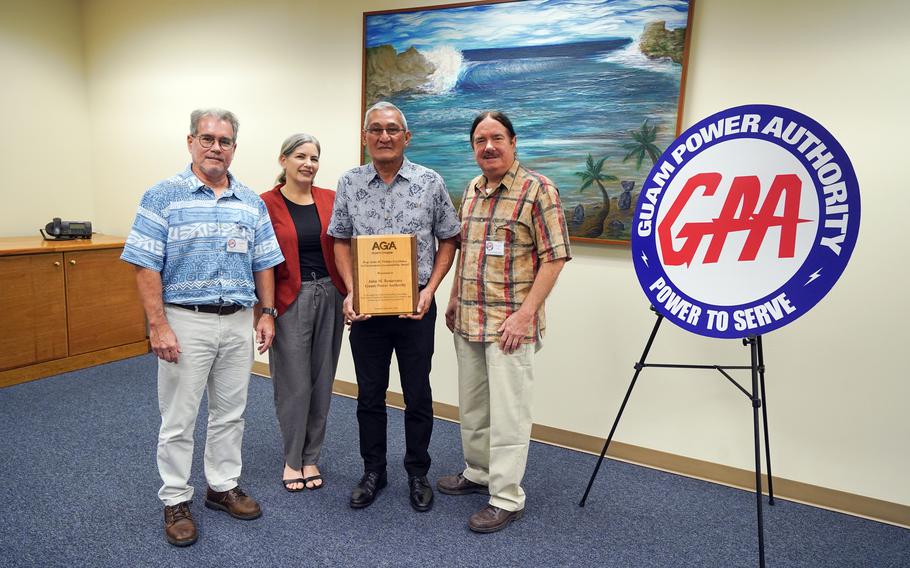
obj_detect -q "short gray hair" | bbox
[363,101,408,131]
[190,108,239,139]
[277,133,322,184]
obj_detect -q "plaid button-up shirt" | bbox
[453,160,571,343]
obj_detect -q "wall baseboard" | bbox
[0,340,150,388]
[249,367,909,528]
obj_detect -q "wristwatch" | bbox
[260,307,278,317]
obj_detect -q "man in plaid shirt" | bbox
[439,111,571,533]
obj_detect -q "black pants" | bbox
[349,299,436,477]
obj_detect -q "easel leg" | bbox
[757,335,774,505]
[579,313,664,507]
[748,337,767,568]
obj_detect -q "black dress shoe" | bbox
[350,471,387,509]
[408,475,434,512]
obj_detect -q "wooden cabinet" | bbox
[64,248,147,356]
[0,235,148,387]
[0,253,68,370]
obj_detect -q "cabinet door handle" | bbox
[54,261,61,267]
[69,259,77,265]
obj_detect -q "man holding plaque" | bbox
[328,101,460,512]
[440,111,571,533]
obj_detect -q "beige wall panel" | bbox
[0,0,94,237]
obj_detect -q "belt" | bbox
[171,303,243,315]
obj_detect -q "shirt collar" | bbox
[473,159,521,195]
[367,157,414,184]
[183,164,239,198]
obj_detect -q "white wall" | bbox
[4,0,907,507]
[665,0,910,505]
[82,0,388,237]
[0,0,94,237]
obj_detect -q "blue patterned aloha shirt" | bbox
[327,158,460,285]
[121,164,284,306]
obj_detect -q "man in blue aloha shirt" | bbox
[122,108,283,547]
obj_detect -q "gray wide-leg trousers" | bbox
[270,277,344,469]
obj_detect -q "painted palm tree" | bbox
[574,154,618,237]
[622,120,661,170]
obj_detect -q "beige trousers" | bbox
[156,305,254,506]
[453,333,537,511]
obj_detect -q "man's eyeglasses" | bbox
[194,134,235,150]
[364,127,405,137]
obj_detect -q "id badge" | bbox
[226,237,248,253]
[227,222,251,253]
[485,240,505,256]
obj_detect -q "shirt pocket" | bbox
[232,221,255,241]
[225,221,256,253]
[401,206,426,233]
[481,221,530,283]
[493,220,532,247]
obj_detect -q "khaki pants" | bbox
[453,333,537,511]
[156,305,253,506]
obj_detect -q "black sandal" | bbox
[303,475,324,490]
[283,477,306,493]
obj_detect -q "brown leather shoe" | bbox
[204,486,262,520]
[437,473,489,496]
[468,505,524,533]
[164,501,197,546]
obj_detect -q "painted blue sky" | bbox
[365,0,690,52]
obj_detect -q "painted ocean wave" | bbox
[458,58,573,92]
[384,34,683,223]
[463,39,631,61]
[597,39,680,74]
[418,45,465,94]
[416,39,634,95]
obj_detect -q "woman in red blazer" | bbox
[260,133,347,492]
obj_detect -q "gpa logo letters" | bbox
[632,104,860,338]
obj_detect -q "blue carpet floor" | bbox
[0,354,907,567]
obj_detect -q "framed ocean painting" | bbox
[363,0,694,245]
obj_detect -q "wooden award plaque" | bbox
[352,234,418,316]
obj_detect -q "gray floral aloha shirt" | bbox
[327,158,460,285]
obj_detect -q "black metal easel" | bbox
[579,308,775,568]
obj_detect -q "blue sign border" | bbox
[631,104,860,339]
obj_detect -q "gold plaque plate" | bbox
[352,234,418,316]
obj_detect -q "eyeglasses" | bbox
[194,134,235,150]
[364,127,405,137]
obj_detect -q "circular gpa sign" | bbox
[632,104,860,338]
